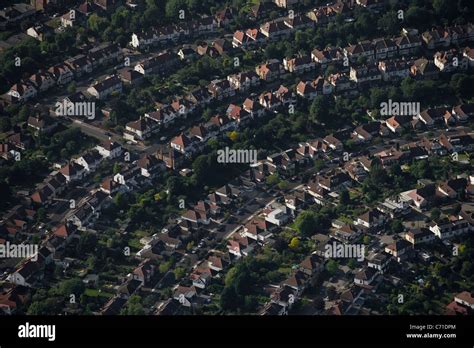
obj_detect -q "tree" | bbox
[121,295,145,315]
[347,259,358,270]
[339,189,350,206]
[165,0,187,19]
[363,235,371,244]
[289,237,300,249]
[326,260,339,275]
[309,95,332,125]
[389,219,404,234]
[294,211,317,237]
[430,208,441,221]
[57,278,85,297]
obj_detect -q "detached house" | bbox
[59,162,86,182]
[95,140,122,159]
[75,150,102,173]
[124,118,152,141]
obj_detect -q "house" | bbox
[170,133,195,155]
[384,239,413,261]
[452,104,474,123]
[215,7,233,27]
[429,216,470,240]
[87,42,122,68]
[283,55,315,73]
[132,259,155,285]
[378,59,411,81]
[208,254,230,272]
[27,114,57,134]
[327,73,355,93]
[372,38,397,60]
[367,252,391,273]
[344,41,374,62]
[410,57,439,79]
[134,52,178,75]
[296,76,333,99]
[404,228,435,246]
[434,49,468,72]
[394,33,422,55]
[212,38,232,55]
[28,70,55,92]
[437,178,467,199]
[7,132,31,150]
[400,184,437,210]
[354,267,377,286]
[349,64,382,84]
[422,27,452,49]
[208,79,235,100]
[273,0,299,8]
[7,259,44,287]
[299,254,322,276]
[243,97,266,118]
[454,292,474,310]
[173,286,197,307]
[124,118,152,141]
[118,68,144,85]
[54,223,78,243]
[260,20,291,39]
[137,154,164,178]
[438,131,474,153]
[7,81,37,102]
[95,140,122,159]
[385,115,412,133]
[87,75,122,100]
[463,47,474,67]
[331,224,360,243]
[311,46,343,67]
[263,204,290,227]
[60,10,82,27]
[256,59,284,81]
[0,286,30,315]
[282,270,309,296]
[64,54,93,78]
[75,150,102,173]
[377,197,411,218]
[284,14,313,30]
[100,177,122,195]
[244,217,276,241]
[227,71,260,91]
[48,63,74,85]
[178,46,197,60]
[227,233,255,258]
[259,91,281,111]
[59,162,86,182]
